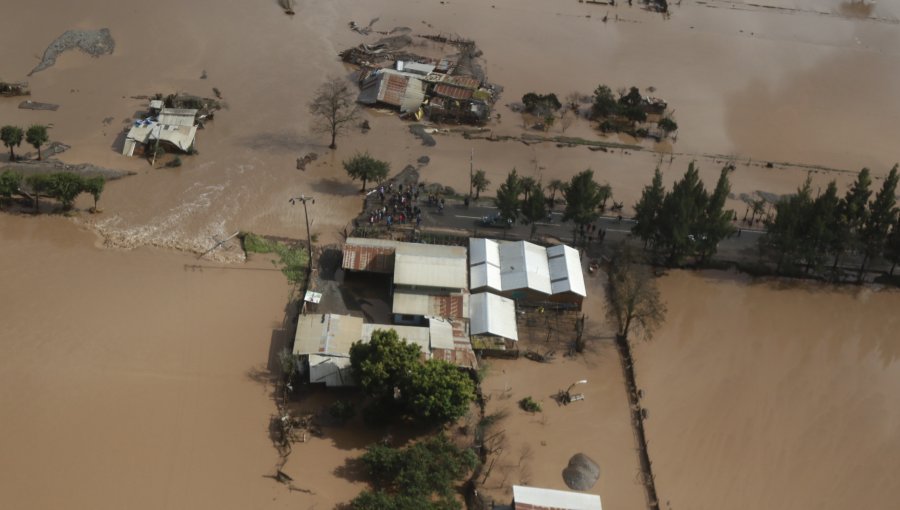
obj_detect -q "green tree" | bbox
[858,165,899,281]
[885,217,900,276]
[619,86,643,107]
[25,125,49,160]
[494,169,522,224]
[591,85,618,119]
[658,117,678,134]
[343,152,390,192]
[547,179,564,208]
[563,169,606,241]
[407,361,475,424]
[0,170,23,207]
[657,162,708,264]
[471,169,490,199]
[519,176,537,201]
[25,173,54,213]
[359,435,476,503]
[48,172,86,209]
[831,168,872,277]
[802,181,841,274]
[763,178,814,274]
[520,181,547,240]
[632,168,665,250]
[309,76,360,149]
[84,176,106,211]
[696,166,736,263]
[350,329,421,402]
[1,125,24,160]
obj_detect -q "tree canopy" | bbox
[0,170,23,205]
[471,169,490,199]
[562,169,606,239]
[520,180,547,240]
[351,434,476,510]
[1,125,24,160]
[25,125,49,160]
[494,169,522,224]
[606,246,666,341]
[349,329,474,426]
[343,152,390,192]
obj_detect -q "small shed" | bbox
[469,292,518,342]
[358,69,425,114]
[512,485,602,510]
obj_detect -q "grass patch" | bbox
[241,232,309,284]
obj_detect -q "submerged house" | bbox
[357,69,426,116]
[122,106,198,157]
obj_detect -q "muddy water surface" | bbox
[635,271,900,510]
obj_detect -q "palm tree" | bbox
[472,169,490,199]
[548,179,564,209]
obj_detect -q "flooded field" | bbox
[636,271,900,510]
[1,0,899,508]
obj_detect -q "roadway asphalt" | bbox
[418,200,766,261]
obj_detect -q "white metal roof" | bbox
[547,244,587,297]
[308,355,355,387]
[157,108,198,127]
[469,292,518,341]
[428,317,456,350]
[513,485,602,510]
[499,241,552,295]
[293,314,365,356]
[393,243,467,290]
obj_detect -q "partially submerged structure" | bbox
[469,239,586,310]
[292,313,475,386]
[342,237,469,324]
[511,485,602,510]
[122,106,198,157]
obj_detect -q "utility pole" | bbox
[469,148,474,203]
[289,194,314,252]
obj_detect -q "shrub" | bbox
[519,396,542,413]
[329,400,356,424]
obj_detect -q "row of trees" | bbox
[632,163,735,265]
[0,170,105,212]
[494,168,612,240]
[762,166,900,280]
[2,124,49,160]
[349,329,475,426]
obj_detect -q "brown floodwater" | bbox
[634,271,900,510]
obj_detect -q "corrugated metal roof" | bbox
[469,292,518,341]
[434,83,474,101]
[469,238,502,291]
[393,243,467,289]
[392,291,468,319]
[157,108,197,127]
[499,241,553,295]
[309,355,355,387]
[293,314,365,356]
[547,244,587,297]
[342,244,395,273]
[401,62,436,76]
[513,485,602,510]
[357,70,425,113]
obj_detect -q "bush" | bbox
[166,156,182,168]
[658,117,678,133]
[329,400,356,424]
[519,396,542,413]
[522,92,562,115]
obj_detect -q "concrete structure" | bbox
[469,292,518,342]
[512,485,602,510]
[122,106,198,157]
[469,239,586,310]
